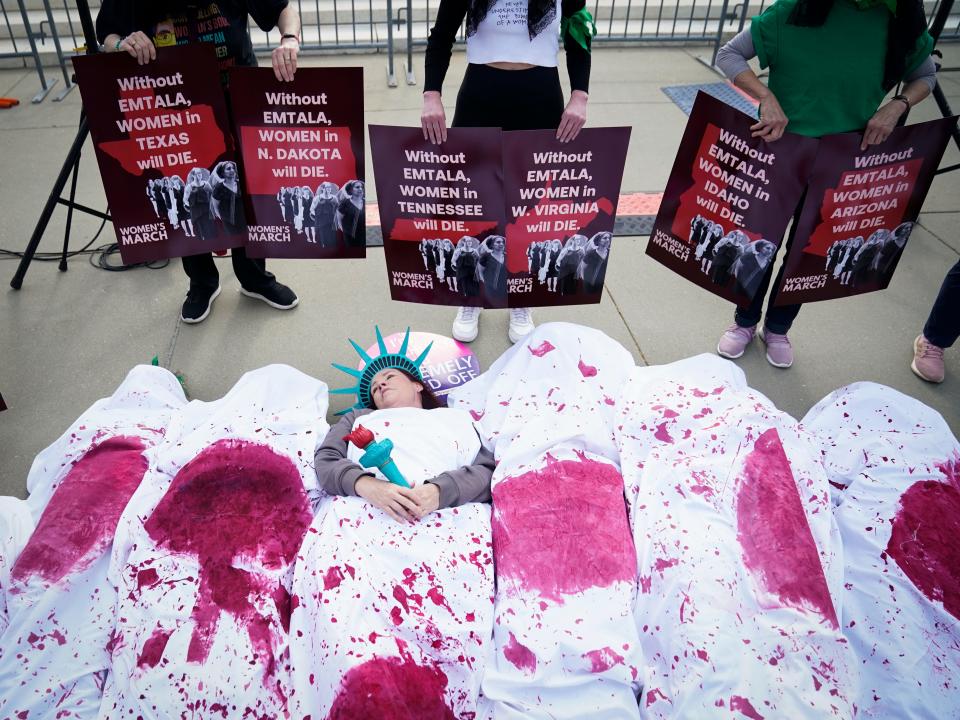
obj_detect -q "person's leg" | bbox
[180,253,222,323]
[923,259,960,349]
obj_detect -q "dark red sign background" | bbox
[370,125,506,307]
[229,67,365,259]
[501,128,630,307]
[647,92,818,306]
[73,44,244,264]
[775,116,957,305]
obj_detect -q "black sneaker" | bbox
[181,285,221,324]
[239,281,299,310]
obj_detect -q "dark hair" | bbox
[787,0,928,91]
[372,370,442,410]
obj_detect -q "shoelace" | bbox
[725,324,754,340]
[765,332,791,346]
[510,308,532,323]
[459,306,478,321]
[920,340,944,359]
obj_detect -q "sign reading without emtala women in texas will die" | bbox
[229,67,366,259]
[73,44,246,265]
[647,92,818,306]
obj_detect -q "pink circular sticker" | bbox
[364,332,480,403]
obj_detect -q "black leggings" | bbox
[452,64,564,131]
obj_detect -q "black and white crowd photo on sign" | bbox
[527,231,612,296]
[690,214,776,299]
[826,222,914,289]
[419,235,506,301]
[145,161,246,241]
[275,180,365,248]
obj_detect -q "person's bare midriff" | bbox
[486,61,536,70]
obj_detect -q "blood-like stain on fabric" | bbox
[12,436,148,585]
[492,455,635,604]
[143,439,312,677]
[327,655,456,719]
[527,340,556,357]
[578,358,598,377]
[502,631,537,674]
[736,428,838,627]
[886,476,960,620]
[729,695,764,719]
[583,646,625,672]
[137,626,173,669]
[654,423,674,444]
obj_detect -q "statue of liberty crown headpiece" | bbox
[331,326,433,415]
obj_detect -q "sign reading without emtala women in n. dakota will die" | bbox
[370,125,631,308]
[773,115,957,306]
[229,67,366,259]
[73,44,246,265]
[647,92,818,306]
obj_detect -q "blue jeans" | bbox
[923,258,960,348]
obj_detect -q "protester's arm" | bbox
[270,3,301,82]
[422,0,469,144]
[423,444,495,509]
[557,0,591,143]
[716,29,787,142]
[97,0,155,65]
[860,63,936,150]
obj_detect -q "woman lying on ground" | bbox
[315,328,494,522]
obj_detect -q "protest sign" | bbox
[73,44,245,264]
[501,128,630,306]
[774,115,958,305]
[230,67,365,258]
[647,92,818,305]
[370,125,506,307]
[365,331,480,402]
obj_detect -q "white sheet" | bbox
[802,382,960,720]
[615,355,857,719]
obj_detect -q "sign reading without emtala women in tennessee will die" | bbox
[773,115,957,306]
[647,92,818,306]
[229,67,366,259]
[73,44,246,265]
[370,125,631,308]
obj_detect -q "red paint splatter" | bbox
[662,409,679,419]
[325,566,346,590]
[690,484,714,497]
[653,558,678,574]
[578,358,598,377]
[492,456,636,603]
[654,423,674,444]
[528,341,556,357]
[469,410,485,422]
[143,439,312,679]
[137,626,172,669]
[12,436,148,585]
[696,648,710,662]
[137,567,160,591]
[886,477,960,620]
[426,587,454,616]
[583,646,625,672]
[327,655,455,719]
[646,688,670,707]
[503,631,537,674]
[736,429,838,628]
[729,695,764,719]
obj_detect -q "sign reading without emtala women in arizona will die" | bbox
[773,115,957,306]
[647,92,818,306]
[229,67,366,259]
[73,44,246,264]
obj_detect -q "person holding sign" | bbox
[421,0,596,342]
[96,1,303,324]
[713,0,936,368]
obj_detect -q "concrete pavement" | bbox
[1,46,958,498]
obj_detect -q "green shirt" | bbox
[750,0,933,137]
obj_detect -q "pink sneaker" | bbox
[717,324,756,359]
[911,334,945,383]
[759,327,793,368]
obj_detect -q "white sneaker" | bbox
[452,305,481,342]
[508,307,535,344]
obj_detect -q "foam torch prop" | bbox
[343,425,411,488]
